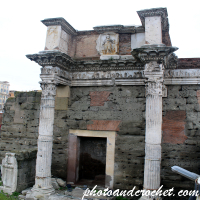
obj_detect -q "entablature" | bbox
[26,51,200,87]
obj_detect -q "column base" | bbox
[26,186,55,200]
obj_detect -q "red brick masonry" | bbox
[90,91,111,106]
[178,58,200,69]
[162,111,187,144]
[87,120,121,131]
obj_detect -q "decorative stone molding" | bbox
[93,25,136,33]
[0,153,18,195]
[137,7,169,31]
[166,53,178,69]
[165,69,200,78]
[26,50,74,70]
[72,60,142,71]
[131,44,178,66]
[26,50,200,87]
[41,17,77,35]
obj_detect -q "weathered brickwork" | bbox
[87,120,121,131]
[89,91,111,106]
[75,34,99,58]
[178,58,200,69]
[197,90,200,105]
[119,34,131,55]
[162,30,172,46]
[162,111,187,144]
[162,85,200,196]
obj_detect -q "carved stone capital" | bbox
[26,50,74,70]
[131,44,178,67]
[40,82,56,98]
[145,80,163,96]
[137,7,169,31]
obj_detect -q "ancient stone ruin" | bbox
[1,7,200,200]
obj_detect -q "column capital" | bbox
[144,62,167,97]
[131,44,178,65]
[40,82,56,98]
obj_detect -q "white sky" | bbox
[0,0,200,91]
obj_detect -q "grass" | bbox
[0,190,20,200]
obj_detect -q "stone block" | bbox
[56,178,66,187]
[51,178,60,189]
[55,97,68,110]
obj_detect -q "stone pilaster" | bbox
[132,44,178,200]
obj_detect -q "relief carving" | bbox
[40,82,57,98]
[164,69,200,78]
[72,71,143,80]
[102,35,116,55]
[145,81,163,96]
[96,32,119,55]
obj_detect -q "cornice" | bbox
[26,51,75,70]
[137,7,169,31]
[41,17,77,35]
[93,25,136,34]
[72,60,144,72]
[131,44,178,66]
[26,51,144,72]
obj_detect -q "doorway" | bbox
[78,137,106,186]
[67,129,116,189]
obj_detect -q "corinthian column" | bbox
[27,81,57,198]
[26,51,74,199]
[142,62,164,199]
[132,44,178,200]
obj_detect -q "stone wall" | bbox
[1,85,200,194]
[119,34,132,55]
[0,92,41,162]
[52,86,146,188]
[75,32,99,59]
[162,85,200,193]
[15,149,37,192]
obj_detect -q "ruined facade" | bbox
[1,7,200,200]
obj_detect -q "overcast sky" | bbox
[0,0,199,91]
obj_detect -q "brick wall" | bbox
[75,33,99,59]
[178,58,200,69]
[162,30,172,46]
[119,34,131,55]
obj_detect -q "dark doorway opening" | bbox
[78,137,106,187]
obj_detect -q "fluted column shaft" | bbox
[32,82,56,195]
[143,61,164,192]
